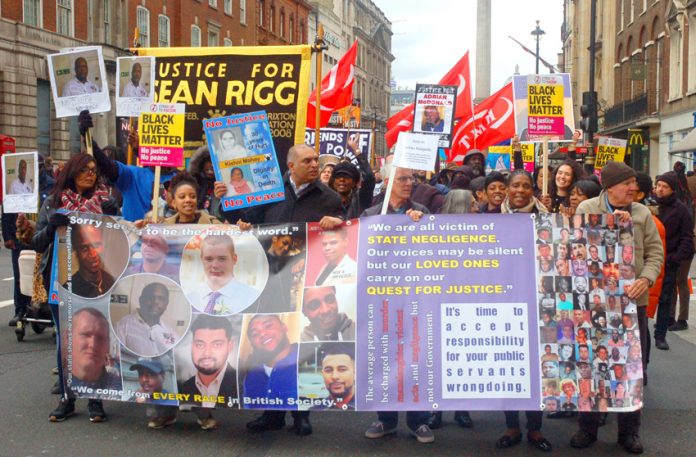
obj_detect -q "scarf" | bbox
[501,196,549,214]
[59,185,110,213]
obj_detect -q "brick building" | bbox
[0,0,311,160]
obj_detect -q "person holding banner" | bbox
[32,153,114,422]
[188,146,223,219]
[497,168,553,452]
[570,162,663,455]
[242,143,343,437]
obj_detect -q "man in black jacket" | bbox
[653,171,695,350]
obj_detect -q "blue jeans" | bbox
[377,411,431,431]
[655,265,678,338]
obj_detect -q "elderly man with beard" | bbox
[570,161,663,454]
[181,315,239,430]
[115,282,179,357]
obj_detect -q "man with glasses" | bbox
[300,286,355,342]
[64,224,115,298]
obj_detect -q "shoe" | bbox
[292,416,312,436]
[88,400,106,423]
[570,430,597,448]
[246,412,285,432]
[364,421,397,439]
[51,381,61,395]
[668,320,688,331]
[618,433,644,454]
[49,398,75,422]
[148,415,177,429]
[528,433,552,452]
[454,411,473,428]
[410,424,435,444]
[197,417,217,431]
[8,313,21,327]
[655,338,670,350]
[496,433,522,449]
[51,366,59,375]
[427,412,442,429]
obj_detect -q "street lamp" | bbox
[531,20,545,74]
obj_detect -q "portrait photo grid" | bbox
[534,213,644,413]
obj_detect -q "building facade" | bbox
[0,0,311,160]
[563,0,696,174]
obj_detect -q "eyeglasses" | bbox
[79,166,97,176]
[304,293,337,312]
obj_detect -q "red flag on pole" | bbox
[306,41,358,129]
[448,82,515,163]
[385,52,473,149]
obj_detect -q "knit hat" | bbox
[600,161,636,189]
[332,161,361,182]
[635,172,653,197]
[655,171,678,192]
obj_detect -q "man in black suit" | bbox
[181,314,240,430]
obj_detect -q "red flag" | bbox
[306,41,358,129]
[385,52,473,148]
[448,82,515,163]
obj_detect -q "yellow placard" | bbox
[594,137,627,169]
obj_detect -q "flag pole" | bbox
[312,24,326,152]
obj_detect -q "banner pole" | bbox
[380,165,397,216]
[127,118,135,165]
[151,165,161,221]
[314,24,325,152]
[542,137,549,196]
[85,128,93,156]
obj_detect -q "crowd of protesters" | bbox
[2,111,695,455]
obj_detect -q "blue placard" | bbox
[203,111,285,211]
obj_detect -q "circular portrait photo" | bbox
[180,231,269,315]
[110,274,191,357]
[56,217,130,299]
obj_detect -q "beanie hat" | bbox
[332,161,361,182]
[600,161,636,189]
[655,171,678,192]
[635,172,653,197]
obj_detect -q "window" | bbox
[57,0,73,36]
[279,10,285,37]
[688,14,696,91]
[103,0,110,42]
[258,0,264,27]
[269,5,275,32]
[208,0,217,8]
[158,15,170,47]
[299,19,305,43]
[669,22,682,98]
[23,0,42,27]
[240,0,247,24]
[224,0,232,15]
[137,6,150,46]
[224,37,232,46]
[208,27,219,46]
[191,25,201,46]
[289,15,294,42]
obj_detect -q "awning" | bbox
[670,128,696,154]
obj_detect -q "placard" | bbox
[138,103,186,167]
[116,56,156,117]
[1,151,38,213]
[512,74,575,142]
[413,84,457,147]
[393,132,440,172]
[594,137,628,170]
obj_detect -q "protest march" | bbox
[4,6,694,454]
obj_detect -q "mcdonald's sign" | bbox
[628,129,644,146]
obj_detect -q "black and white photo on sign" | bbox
[2,151,39,213]
[46,46,111,118]
[116,56,156,117]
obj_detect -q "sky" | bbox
[377,0,564,96]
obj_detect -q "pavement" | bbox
[1,247,696,457]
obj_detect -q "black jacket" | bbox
[657,194,695,267]
[249,175,342,224]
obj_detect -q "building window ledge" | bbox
[685,89,696,97]
[668,95,683,103]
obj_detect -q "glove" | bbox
[48,212,70,228]
[78,110,93,136]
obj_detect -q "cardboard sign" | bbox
[512,74,575,143]
[138,103,186,167]
[116,56,156,117]
[46,46,111,118]
[594,137,628,170]
[1,151,38,213]
[393,132,440,172]
[413,84,458,148]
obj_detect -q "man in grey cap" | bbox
[130,358,178,429]
[570,161,663,455]
[463,149,485,178]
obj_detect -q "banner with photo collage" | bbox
[50,212,642,412]
[534,213,643,413]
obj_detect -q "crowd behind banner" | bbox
[52,211,642,413]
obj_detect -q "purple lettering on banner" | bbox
[357,213,541,411]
